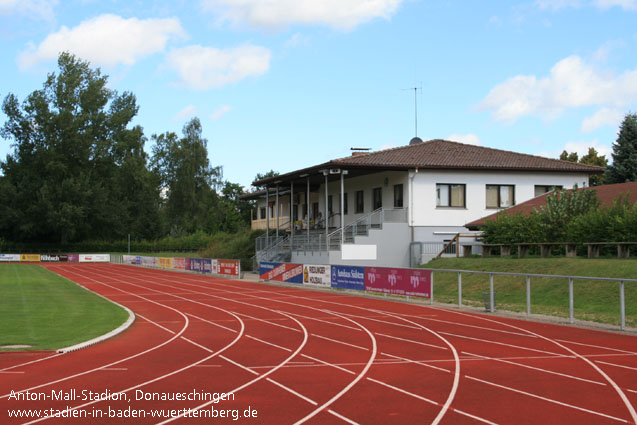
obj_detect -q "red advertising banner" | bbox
[173,257,186,270]
[365,267,431,298]
[218,259,240,277]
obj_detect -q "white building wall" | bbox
[411,170,589,228]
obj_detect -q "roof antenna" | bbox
[404,83,423,145]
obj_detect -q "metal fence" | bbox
[427,268,635,331]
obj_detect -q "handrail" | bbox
[328,207,383,238]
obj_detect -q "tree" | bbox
[150,117,222,234]
[252,170,279,191]
[559,147,608,186]
[0,52,160,243]
[607,113,637,183]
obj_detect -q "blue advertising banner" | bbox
[331,265,365,291]
[260,261,303,284]
[201,258,212,273]
[190,258,203,272]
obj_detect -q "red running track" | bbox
[1,262,637,425]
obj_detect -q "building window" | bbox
[327,195,333,215]
[373,187,382,210]
[260,207,266,219]
[436,184,465,207]
[486,185,515,208]
[534,185,562,197]
[394,184,404,208]
[355,190,364,214]
[343,193,348,215]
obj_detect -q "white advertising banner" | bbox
[303,264,331,287]
[140,256,157,267]
[0,254,20,262]
[79,254,111,263]
[211,259,219,274]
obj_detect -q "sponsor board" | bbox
[0,254,21,262]
[122,255,137,265]
[79,254,111,263]
[330,266,365,291]
[140,256,156,267]
[20,254,40,262]
[67,254,79,262]
[303,264,331,287]
[218,259,240,277]
[40,254,65,262]
[259,262,303,283]
[190,258,212,273]
[158,257,173,269]
[173,257,186,270]
[365,267,431,298]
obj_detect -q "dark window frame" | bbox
[393,184,404,208]
[486,184,515,209]
[355,190,364,214]
[436,183,466,208]
[373,187,382,210]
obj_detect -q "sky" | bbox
[1,0,636,188]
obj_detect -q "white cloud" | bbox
[447,133,482,145]
[534,0,583,10]
[18,14,185,69]
[480,55,637,122]
[174,105,198,121]
[210,105,232,120]
[284,32,310,48]
[166,44,270,90]
[581,107,624,132]
[0,0,57,21]
[595,0,637,10]
[200,0,403,30]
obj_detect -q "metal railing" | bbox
[427,268,636,331]
[327,207,407,249]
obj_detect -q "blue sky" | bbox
[1,0,636,188]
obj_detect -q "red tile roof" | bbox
[332,139,604,172]
[466,182,637,229]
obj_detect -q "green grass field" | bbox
[424,257,637,327]
[0,264,129,351]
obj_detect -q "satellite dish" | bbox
[409,137,423,145]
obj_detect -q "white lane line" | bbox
[292,309,377,425]
[375,332,447,350]
[327,409,360,425]
[99,368,128,371]
[466,375,629,423]
[381,351,452,374]
[0,371,25,374]
[185,312,237,333]
[287,311,361,331]
[0,353,63,373]
[463,351,606,386]
[235,312,300,332]
[367,377,438,405]
[246,335,293,352]
[311,333,369,351]
[300,354,356,375]
[557,340,637,355]
[439,331,570,357]
[156,310,309,425]
[181,337,213,353]
[136,313,176,334]
[267,378,318,406]
[595,360,637,371]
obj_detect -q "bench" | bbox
[514,242,577,258]
[584,242,633,259]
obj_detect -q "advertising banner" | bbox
[40,254,62,262]
[365,267,431,298]
[173,257,186,270]
[190,258,212,273]
[302,264,331,287]
[211,259,219,275]
[79,254,111,263]
[259,262,303,283]
[122,255,137,265]
[218,259,240,277]
[20,254,40,262]
[184,257,191,271]
[158,257,173,269]
[330,266,365,291]
[140,256,156,267]
[67,254,79,262]
[0,254,20,262]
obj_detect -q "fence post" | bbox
[458,272,462,308]
[430,271,434,305]
[569,277,574,324]
[526,276,531,316]
[489,273,495,313]
[620,280,625,331]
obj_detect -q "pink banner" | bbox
[365,267,431,298]
[173,257,186,270]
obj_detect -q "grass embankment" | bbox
[0,264,129,351]
[424,258,637,327]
